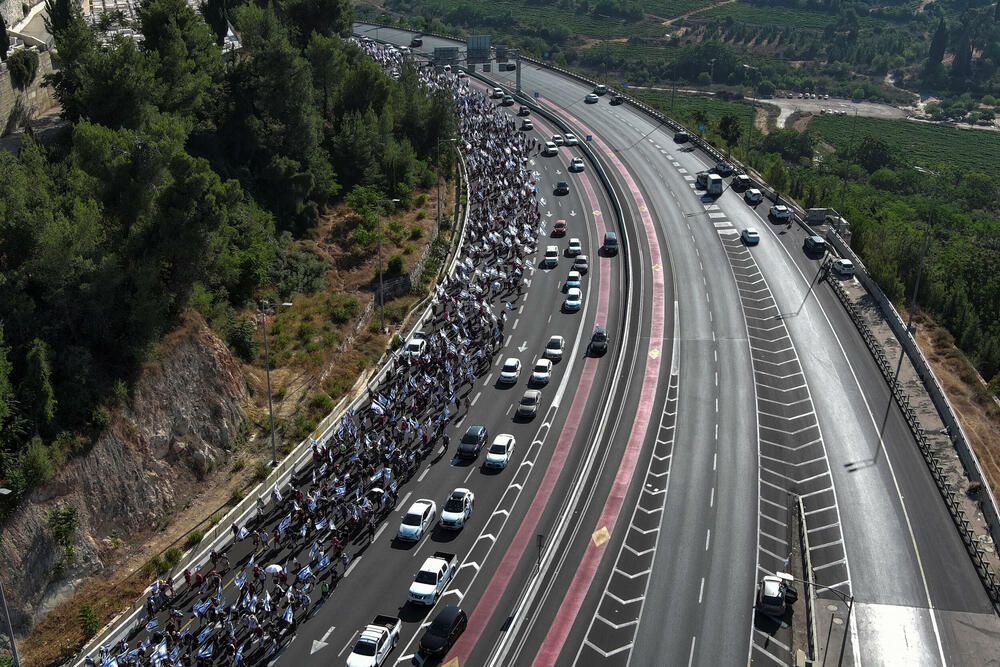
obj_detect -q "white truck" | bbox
[346,615,401,667]
[707,173,724,197]
[407,551,458,605]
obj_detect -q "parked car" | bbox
[520,119,534,131]
[552,134,565,146]
[498,358,521,384]
[567,238,582,256]
[569,157,585,172]
[804,235,827,254]
[585,93,599,103]
[769,205,793,222]
[543,245,559,267]
[553,219,567,236]
[564,133,579,146]
[565,270,582,290]
[544,335,565,361]
[593,84,607,95]
[501,95,514,107]
[542,141,558,157]
[491,87,503,99]
[603,231,618,256]
[531,359,553,385]
[733,174,752,191]
[573,255,589,274]
[517,106,530,117]
[715,161,734,176]
[610,94,624,105]
[675,131,690,143]
[554,180,570,196]
[833,258,855,275]
[744,188,763,205]
[564,288,583,311]
[438,490,474,530]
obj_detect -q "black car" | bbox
[589,327,609,356]
[715,161,734,176]
[610,94,624,106]
[517,106,530,117]
[410,36,423,47]
[674,131,690,143]
[603,231,618,256]
[457,425,488,460]
[554,181,569,196]
[420,606,467,656]
[804,235,827,255]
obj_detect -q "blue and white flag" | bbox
[153,640,168,662]
[298,565,312,581]
[283,605,293,624]
[234,571,246,590]
[197,642,213,659]
[335,485,346,496]
[292,500,301,512]
[197,626,211,644]
[234,645,244,664]
[237,525,249,541]
[278,514,291,533]
[319,462,328,477]
[300,524,308,538]
[145,618,158,633]
[308,497,316,512]
[370,468,384,483]
[370,401,385,416]
[248,595,258,613]
[139,639,150,652]
[315,517,328,531]
[317,554,330,571]
[262,590,272,612]
[506,302,515,310]
[245,551,255,571]
[272,486,282,503]
[169,646,179,662]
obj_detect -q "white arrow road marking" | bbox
[518,341,527,352]
[569,210,577,216]
[311,625,337,654]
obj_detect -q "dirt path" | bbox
[660,0,737,25]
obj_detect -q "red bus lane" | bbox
[447,140,612,665]
[531,100,667,666]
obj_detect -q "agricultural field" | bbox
[633,0,711,18]
[807,115,1000,174]
[691,1,894,30]
[630,88,758,134]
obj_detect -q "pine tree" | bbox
[928,18,947,65]
[951,30,972,79]
[1,14,9,62]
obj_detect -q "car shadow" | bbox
[390,537,419,551]
[479,465,504,476]
[430,527,461,543]
[397,602,434,624]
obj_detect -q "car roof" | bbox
[837,258,853,265]
[745,228,759,234]
[466,425,486,436]
[450,488,470,498]
[534,358,552,367]
[432,605,464,625]
[568,270,581,276]
[548,334,564,343]
[492,433,514,445]
[575,254,588,261]
[503,357,519,366]
[409,499,434,512]
[569,237,581,243]
[523,389,541,399]
[567,288,582,296]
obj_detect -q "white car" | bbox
[833,258,855,276]
[552,134,565,146]
[404,337,426,357]
[543,245,559,267]
[542,141,558,157]
[585,93,599,103]
[565,270,582,289]
[567,238,582,256]
[573,255,589,274]
[544,335,565,361]
[484,434,515,469]
[564,133,578,146]
[569,157,585,172]
[744,188,763,204]
[517,389,542,419]
[564,288,583,311]
[499,358,521,384]
[397,500,436,541]
[769,205,793,221]
[439,488,474,529]
[491,87,503,99]
[741,228,760,245]
[531,359,553,385]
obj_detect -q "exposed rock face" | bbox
[1,313,248,632]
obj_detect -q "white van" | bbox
[544,246,559,267]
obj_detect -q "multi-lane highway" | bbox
[352,24,1000,667]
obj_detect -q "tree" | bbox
[281,0,354,48]
[693,109,708,137]
[855,135,893,172]
[22,338,57,430]
[200,0,229,46]
[951,30,972,80]
[7,49,40,90]
[0,326,13,446]
[0,14,9,62]
[718,113,742,157]
[75,35,160,130]
[928,18,947,65]
[764,158,789,195]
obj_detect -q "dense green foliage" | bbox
[634,88,1000,386]
[6,49,39,90]
[0,0,453,512]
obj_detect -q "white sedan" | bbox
[531,359,553,385]
[544,335,565,361]
[564,288,583,312]
[499,358,521,384]
[564,133,579,146]
[439,488,474,530]
[484,434,516,470]
[397,499,436,541]
[567,238,582,256]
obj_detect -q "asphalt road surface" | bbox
[359,24,1000,667]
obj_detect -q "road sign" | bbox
[586,135,592,142]
[467,35,491,64]
[623,82,629,88]
[433,46,459,67]
[543,51,549,58]
[534,92,539,98]
[496,46,508,62]
[482,63,491,72]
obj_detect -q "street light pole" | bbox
[770,571,854,667]
[376,198,401,333]
[0,488,20,667]
[259,302,277,466]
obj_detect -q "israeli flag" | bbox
[154,641,168,662]
[335,485,346,496]
[197,642,213,659]
[234,571,246,589]
[371,468,384,483]
[300,524,307,538]
[248,595,258,613]
[278,514,291,534]
[169,646,179,661]
[145,618,158,633]
[319,462,328,476]
[246,551,255,571]
[263,591,272,612]
[317,554,330,570]
[272,486,282,502]
[139,639,150,652]
[234,645,243,664]
[370,401,385,416]
[237,525,249,541]
[315,517,328,531]
[292,500,301,513]
[197,626,211,644]
[283,605,294,624]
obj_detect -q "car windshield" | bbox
[402,512,422,526]
[406,342,420,351]
[594,331,607,341]
[462,433,479,444]
[547,339,561,349]
[444,498,465,512]
[503,362,517,372]
[415,570,438,584]
[534,363,548,373]
[522,394,538,405]
[352,640,377,656]
[489,442,508,454]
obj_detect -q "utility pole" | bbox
[260,302,277,467]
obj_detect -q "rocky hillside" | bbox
[1,313,248,632]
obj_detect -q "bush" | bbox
[184,529,206,550]
[231,457,245,472]
[415,210,427,221]
[91,405,111,430]
[297,321,315,340]
[21,437,54,488]
[227,316,258,362]
[230,486,245,503]
[327,293,359,324]
[142,555,165,577]
[311,392,334,413]
[415,193,428,207]
[252,461,270,482]
[403,243,415,255]
[163,547,182,568]
[410,226,425,240]
[388,255,405,276]
[78,604,99,639]
[7,49,39,90]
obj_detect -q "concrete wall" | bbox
[1,47,57,135]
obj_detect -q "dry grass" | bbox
[914,311,1000,501]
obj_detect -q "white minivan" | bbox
[543,245,559,267]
